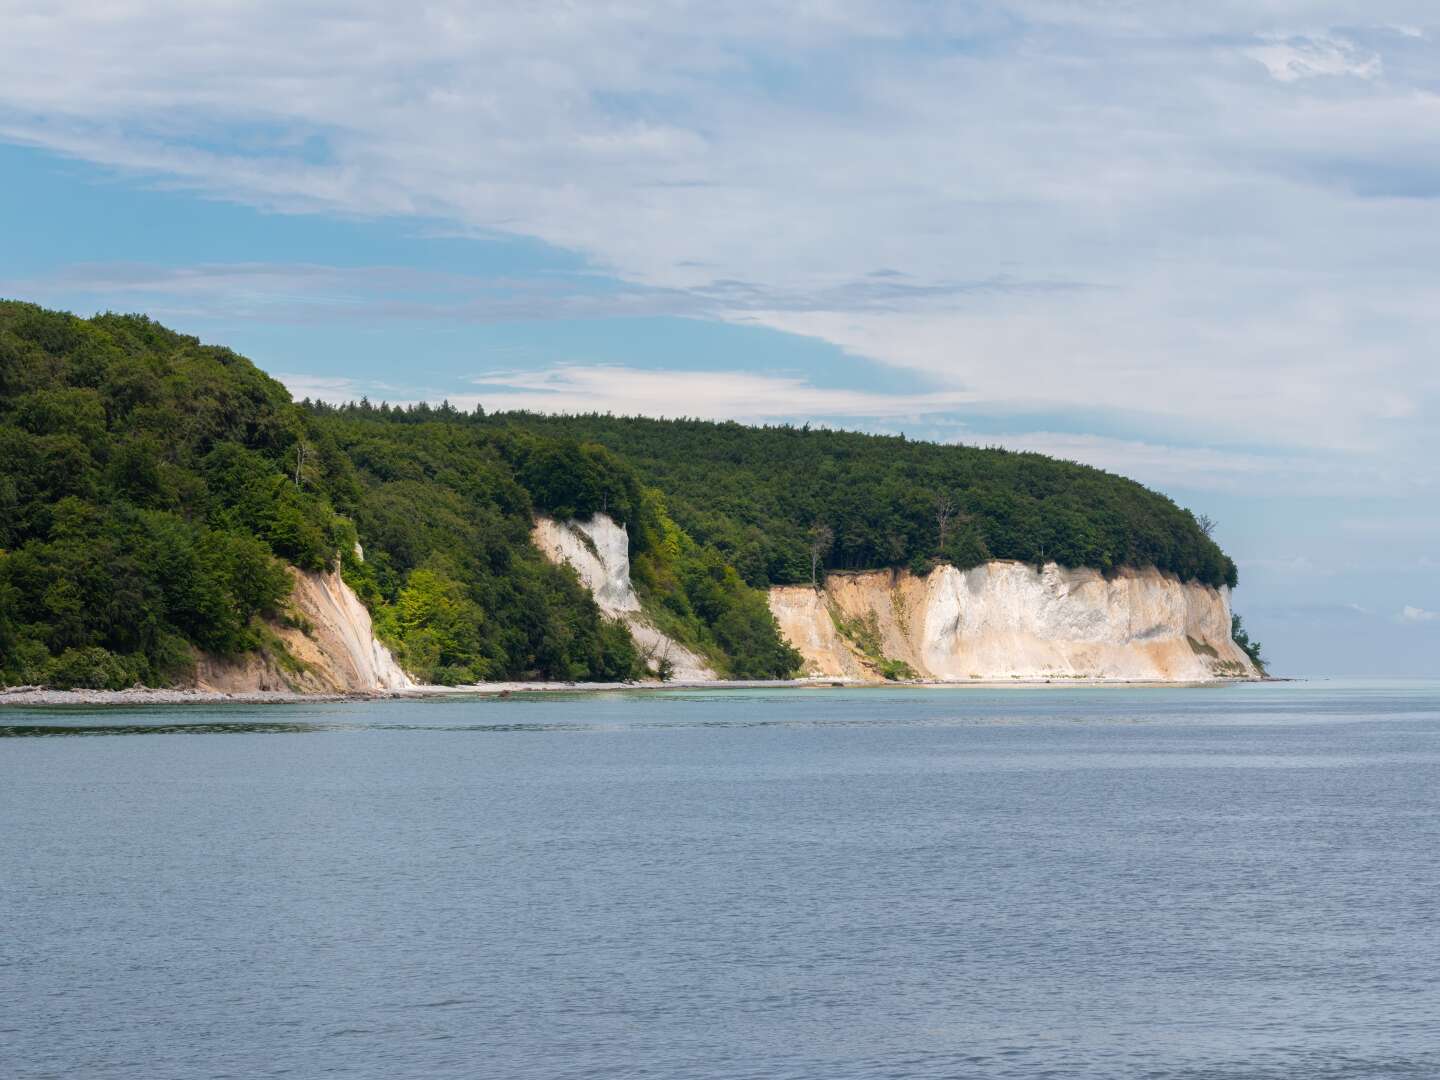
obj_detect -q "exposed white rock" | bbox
[290,568,413,690]
[533,514,642,616]
[770,562,1258,682]
[767,586,872,681]
[196,567,413,693]
[532,514,716,681]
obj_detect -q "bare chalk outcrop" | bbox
[770,563,1258,682]
[531,514,716,681]
[196,568,413,694]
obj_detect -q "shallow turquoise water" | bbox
[3,682,1439,1078]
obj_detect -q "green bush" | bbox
[1231,614,1267,675]
[46,646,142,690]
[2,638,52,686]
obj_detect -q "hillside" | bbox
[0,302,794,687]
[1,302,1243,690]
[462,412,1237,590]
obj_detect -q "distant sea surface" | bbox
[4,682,1439,1079]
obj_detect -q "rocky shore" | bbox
[0,676,1272,708]
[0,686,359,706]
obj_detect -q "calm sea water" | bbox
[3,682,1439,1079]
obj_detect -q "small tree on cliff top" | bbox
[934,492,957,553]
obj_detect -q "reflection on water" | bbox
[3,681,1438,738]
[0,720,327,737]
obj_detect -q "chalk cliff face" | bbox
[770,562,1258,682]
[195,567,413,693]
[532,514,716,681]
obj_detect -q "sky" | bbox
[1,1,1437,676]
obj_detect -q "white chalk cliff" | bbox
[194,532,1252,691]
[531,514,716,681]
[770,562,1258,682]
[196,567,413,693]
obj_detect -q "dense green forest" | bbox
[319,414,799,682]
[0,302,795,687]
[307,408,1236,590]
[1,302,1239,689]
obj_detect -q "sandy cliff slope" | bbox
[770,562,1258,682]
[531,514,716,681]
[195,567,413,693]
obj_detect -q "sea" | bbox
[3,681,1438,1079]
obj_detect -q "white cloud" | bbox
[958,431,1283,484]
[0,260,1082,324]
[276,373,360,400]
[946,430,1414,496]
[755,269,1440,453]
[452,364,975,421]
[1398,605,1440,623]
[0,2,1438,482]
[1340,515,1440,537]
[1237,556,1333,578]
[1246,35,1382,83]
[278,361,981,420]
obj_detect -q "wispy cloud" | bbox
[1246,35,1382,83]
[455,364,976,421]
[2,2,1439,483]
[282,361,979,420]
[275,373,361,400]
[1237,556,1335,579]
[1257,602,1374,622]
[1,260,1088,324]
[949,431,1419,496]
[1398,605,1440,623]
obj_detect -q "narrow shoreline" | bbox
[0,676,1278,707]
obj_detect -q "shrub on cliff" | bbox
[1231,614,1268,675]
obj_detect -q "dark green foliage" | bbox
[316,417,651,683]
[1,301,1242,689]
[44,646,144,690]
[1231,614,1267,675]
[309,407,797,682]
[202,443,344,571]
[0,301,653,686]
[620,489,800,679]
[593,617,643,682]
[463,414,1238,590]
[0,301,326,685]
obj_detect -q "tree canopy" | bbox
[2,302,1239,689]
[0,302,797,686]
[438,412,1238,590]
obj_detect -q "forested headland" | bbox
[1,302,1239,689]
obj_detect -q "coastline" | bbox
[0,676,1274,708]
